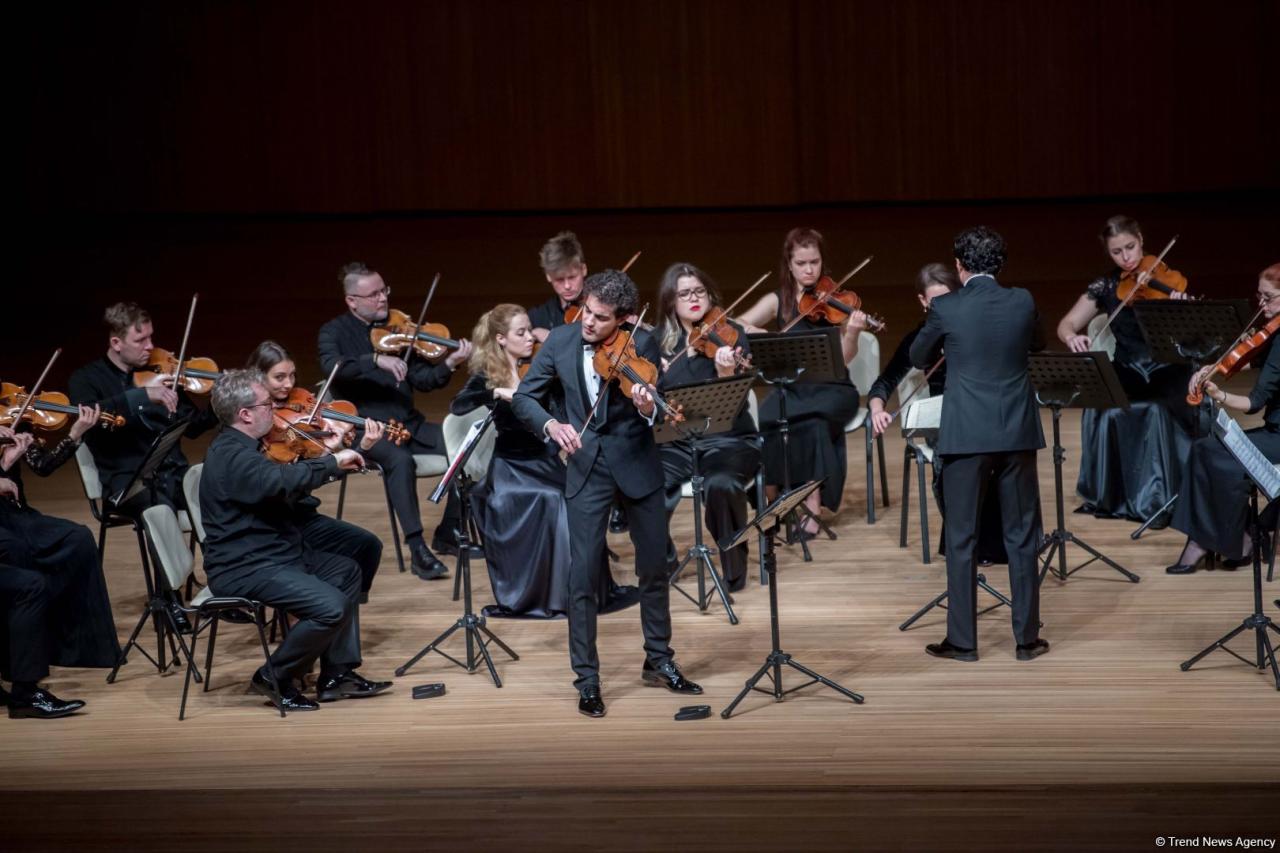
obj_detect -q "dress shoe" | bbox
[410,542,449,580]
[7,688,86,719]
[726,575,747,593]
[316,670,392,702]
[609,506,629,534]
[249,668,319,712]
[431,535,484,560]
[925,639,979,662]
[642,660,703,694]
[167,600,193,634]
[1016,638,1051,661]
[578,685,606,718]
[1165,553,1209,575]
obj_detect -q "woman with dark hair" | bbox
[451,305,636,617]
[1166,264,1280,573]
[654,263,760,591]
[246,341,385,599]
[738,228,866,534]
[1056,215,1195,524]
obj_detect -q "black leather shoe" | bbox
[1165,553,1208,575]
[642,660,703,694]
[411,543,449,580]
[578,685,606,718]
[167,600,193,634]
[926,639,978,662]
[431,535,484,560]
[609,506,629,534]
[7,688,86,719]
[316,670,392,702]
[249,668,319,712]
[1016,638,1051,661]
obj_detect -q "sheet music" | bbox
[1215,408,1280,500]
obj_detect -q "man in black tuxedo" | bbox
[318,262,473,581]
[910,226,1049,662]
[512,269,701,717]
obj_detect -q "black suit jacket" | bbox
[511,323,664,500]
[909,275,1046,455]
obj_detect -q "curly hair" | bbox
[953,226,1006,276]
[468,304,527,389]
[211,368,266,427]
[582,269,639,318]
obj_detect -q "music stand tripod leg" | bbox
[669,442,738,624]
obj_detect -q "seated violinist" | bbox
[528,231,588,344]
[199,369,390,712]
[247,341,385,602]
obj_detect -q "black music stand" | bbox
[107,417,198,682]
[1029,352,1139,584]
[655,373,756,625]
[747,327,846,561]
[1180,411,1280,690]
[719,481,864,718]
[396,412,518,687]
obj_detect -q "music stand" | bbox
[1029,352,1139,584]
[396,412,518,687]
[719,481,864,718]
[106,416,197,682]
[1180,410,1280,690]
[656,373,756,625]
[747,327,846,560]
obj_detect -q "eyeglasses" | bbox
[244,400,273,411]
[676,286,708,302]
[351,286,391,301]
[1257,291,1279,305]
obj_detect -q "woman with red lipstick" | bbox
[655,263,760,590]
[738,227,867,537]
[1056,215,1196,525]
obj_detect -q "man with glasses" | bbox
[318,262,473,581]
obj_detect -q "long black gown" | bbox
[1075,273,1197,523]
[658,326,761,586]
[0,433,121,680]
[1170,339,1280,560]
[757,305,860,513]
[451,372,636,618]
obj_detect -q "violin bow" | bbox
[1095,235,1179,340]
[781,255,873,332]
[310,360,344,424]
[886,355,945,426]
[10,348,62,426]
[621,251,642,273]
[1192,303,1268,396]
[669,272,770,372]
[171,293,199,393]
[404,273,442,365]
[579,304,650,435]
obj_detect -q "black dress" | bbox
[451,372,635,618]
[1170,339,1280,559]
[657,325,762,586]
[1075,273,1197,523]
[0,434,121,680]
[757,305,860,512]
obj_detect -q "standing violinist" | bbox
[512,269,702,718]
[737,227,866,536]
[654,263,760,591]
[1165,264,1280,574]
[317,262,473,582]
[1056,215,1195,524]
[528,231,588,344]
[247,341,385,601]
[69,302,217,518]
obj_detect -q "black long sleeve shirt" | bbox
[450,371,553,461]
[867,321,947,404]
[657,325,756,437]
[1246,338,1280,429]
[0,432,80,515]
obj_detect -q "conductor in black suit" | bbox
[910,226,1049,662]
[512,269,702,717]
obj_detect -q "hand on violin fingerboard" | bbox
[630,384,656,418]
[444,339,474,370]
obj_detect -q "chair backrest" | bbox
[142,504,195,594]
[1087,313,1116,360]
[896,367,929,406]
[443,407,496,482]
[182,464,206,544]
[902,394,944,433]
[75,443,104,502]
[847,331,881,394]
[746,389,760,430]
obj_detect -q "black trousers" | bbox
[364,433,462,545]
[940,450,1042,651]
[298,512,382,595]
[567,452,673,690]
[661,435,760,584]
[209,550,362,683]
[1170,426,1280,560]
[0,563,50,682]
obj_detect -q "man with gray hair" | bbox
[199,369,391,711]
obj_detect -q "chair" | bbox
[140,504,285,720]
[1087,313,1116,360]
[442,408,496,482]
[898,390,944,564]
[335,444,448,573]
[844,331,890,523]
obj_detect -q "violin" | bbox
[1,382,125,436]
[517,341,541,379]
[796,275,886,331]
[369,308,460,362]
[588,324,685,426]
[1116,254,1189,303]
[132,348,221,396]
[263,388,409,464]
[563,251,642,326]
[687,308,752,370]
[1187,314,1280,406]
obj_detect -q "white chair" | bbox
[1087,313,1116,360]
[181,463,206,547]
[898,392,944,564]
[844,331,890,523]
[75,444,193,562]
[442,407,496,481]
